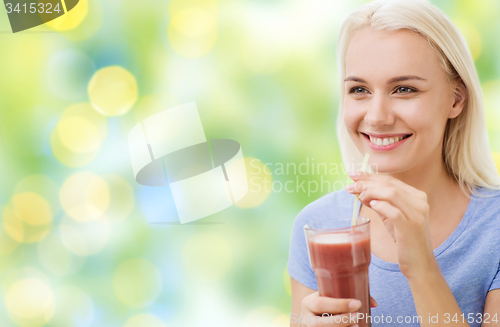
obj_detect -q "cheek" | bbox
[343,101,363,133]
[397,102,447,140]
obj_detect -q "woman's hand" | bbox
[299,292,377,326]
[345,172,438,279]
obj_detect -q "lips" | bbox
[361,132,413,150]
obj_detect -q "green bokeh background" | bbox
[0,0,499,326]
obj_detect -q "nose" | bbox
[364,94,395,127]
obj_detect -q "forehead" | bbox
[345,28,440,79]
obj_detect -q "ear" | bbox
[448,79,466,119]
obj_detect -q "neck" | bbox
[387,157,465,214]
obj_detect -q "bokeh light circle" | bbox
[60,172,110,222]
[124,314,167,327]
[167,6,217,58]
[37,232,86,276]
[45,0,89,31]
[103,175,135,223]
[168,0,217,13]
[51,0,103,41]
[241,307,285,327]
[88,66,138,116]
[50,285,95,327]
[51,103,107,167]
[59,216,110,256]
[235,157,272,208]
[113,259,163,308]
[12,192,52,225]
[3,192,53,243]
[13,175,61,216]
[5,278,55,327]
[182,232,232,282]
[483,80,500,131]
[282,267,291,297]
[57,116,101,154]
[453,19,482,61]
[171,7,216,37]
[272,314,292,327]
[0,223,19,255]
[493,152,500,175]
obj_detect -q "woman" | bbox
[288,0,500,326]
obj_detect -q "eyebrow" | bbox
[344,75,427,84]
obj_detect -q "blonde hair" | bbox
[336,0,500,195]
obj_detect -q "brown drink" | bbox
[304,218,371,327]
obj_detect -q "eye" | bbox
[395,86,417,94]
[349,86,368,94]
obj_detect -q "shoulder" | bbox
[472,187,500,212]
[469,187,500,227]
[292,189,355,228]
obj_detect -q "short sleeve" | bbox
[287,209,318,291]
[488,261,500,291]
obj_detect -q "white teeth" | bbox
[368,135,408,146]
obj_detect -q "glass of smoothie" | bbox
[304,217,371,327]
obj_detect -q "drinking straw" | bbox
[351,153,370,227]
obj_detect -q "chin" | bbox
[365,157,408,174]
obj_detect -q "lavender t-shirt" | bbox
[288,187,500,326]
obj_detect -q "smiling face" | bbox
[343,27,464,174]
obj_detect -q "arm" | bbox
[408,264,470,326]
[290,278,315,327]
[346,172,470,326]
[482,289,500,327]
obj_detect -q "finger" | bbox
[305,292,362,315]
[362,186,428,224]
[370,296,378,308]
[345,176,429,232]
[345,180,367,194]
[349,172,424,199]
[368,200,402,240]
[349,173,418,196]
[352,180,427,222]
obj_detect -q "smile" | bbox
[361,133,413,151]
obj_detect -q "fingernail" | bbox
[349,300,361,311]
[369,200,378,207]
[348,172,360,178]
